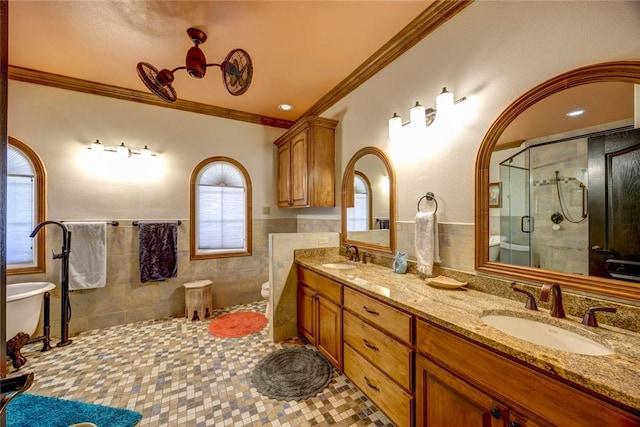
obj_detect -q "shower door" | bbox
[588,128,640,282]
[499,150,532,267]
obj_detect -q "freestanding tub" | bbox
[6,282,56,340]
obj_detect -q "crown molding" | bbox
[8,66,294,129]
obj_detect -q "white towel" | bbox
[415,212,440,276]
[66,222,107,290]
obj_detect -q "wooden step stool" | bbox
[183,280,213,321]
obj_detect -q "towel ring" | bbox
[417,192,438,214]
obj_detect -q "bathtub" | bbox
[6,282,55,340]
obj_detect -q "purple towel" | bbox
[138,222,178,283]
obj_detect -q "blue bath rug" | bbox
[6,393,142,427]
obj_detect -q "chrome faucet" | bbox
[345,245,360,262]
[539,282,566,318]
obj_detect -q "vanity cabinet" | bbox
[275,116,338,208]
[415,318,639,427]
[342,286,414,427]
[297,267,342,368]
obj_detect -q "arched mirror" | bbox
[342,146,396,254]
[475,61,640,302]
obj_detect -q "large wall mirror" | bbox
[475,61,640,302]
[342,146,396,254]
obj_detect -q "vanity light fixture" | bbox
[388,87,466,140]
[88,140,157,157]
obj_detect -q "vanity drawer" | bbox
[297,267,342,304]
[343,286,412,344]
[343,310,412,390]
[344,344,412,427]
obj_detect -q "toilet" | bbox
[261,282,270,320]
[489,235,501,262]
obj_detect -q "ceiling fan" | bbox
[136,27,253,103]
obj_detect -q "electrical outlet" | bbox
[262,207,271,215]
[318,237,329,245]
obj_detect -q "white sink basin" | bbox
[321,263,357,270]
[481,313,613,356]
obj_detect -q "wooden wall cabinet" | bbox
[297,267,342,368]
[275,116,338,208]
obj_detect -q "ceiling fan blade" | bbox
[136,62,178,103]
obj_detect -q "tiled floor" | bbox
[12,301,393,426]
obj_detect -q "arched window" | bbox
[7,137,46,274]
[347,171,372,231]
[190,157,252,259]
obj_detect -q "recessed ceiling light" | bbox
[566,109,586,117]
[278,104,293,111]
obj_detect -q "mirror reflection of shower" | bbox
[554,170,588,224]
[495,135,591,276]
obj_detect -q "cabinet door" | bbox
[316,293,342,369]
[416,355,505,427]
[290,130,308,207]
[297,284,315,343]
[277,142,292,207]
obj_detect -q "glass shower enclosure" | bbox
[498,137,589,275]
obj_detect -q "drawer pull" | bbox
[364,376,379,392]
[363,339,379,351]
[362,306,380,315]
[490,408,501,419]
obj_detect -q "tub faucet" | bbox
[345,245,360,262]
[539,282,566,318]
[30,221,73,347]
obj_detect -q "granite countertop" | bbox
[295,252,640,412]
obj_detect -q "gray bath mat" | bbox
[251,347,332,401]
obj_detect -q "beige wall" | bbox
[322,0,640,268]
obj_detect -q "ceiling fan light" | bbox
[186,46,207,79]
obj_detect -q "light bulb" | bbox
[117,142,130,158]
[91,139,104,153]
[409,101,426,130]
[140,145,152,158]
[388,113,402,140]
[436,87,454,119]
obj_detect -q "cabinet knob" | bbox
[509,422,521,427]
[490,408,501,419]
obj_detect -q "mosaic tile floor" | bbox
[12,301,393,426]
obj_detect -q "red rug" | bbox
[207,311,267,338]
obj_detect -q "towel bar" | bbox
[417,192,438,214]
[132,220,182,226]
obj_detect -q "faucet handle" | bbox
[582,307,617,327]
[510,283,538,311]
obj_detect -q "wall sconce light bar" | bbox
[389,87,466,140]
[88,140,157,157]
